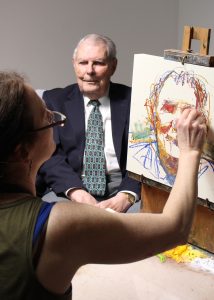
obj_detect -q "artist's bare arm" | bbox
[163,108,205,232]
[36,108,206,295]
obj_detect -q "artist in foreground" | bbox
[0,72,207,299]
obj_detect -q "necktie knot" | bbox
[88,100,100,107]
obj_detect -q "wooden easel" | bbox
[182,26,211,55]
[164,26,214,67]
[139,26,214,253]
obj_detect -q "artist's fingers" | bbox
[175,108,192,127]
[191,114,207,129]
[185,108,201,124]
[198,123,207,137]
[188,111,207,145]
[193,123,207,150]
[176,108,207,152]
[177,108,204,128]
[192,114,207,151]
[186,109,207,139]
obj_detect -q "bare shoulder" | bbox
[36,201,132,293]
[40,201,127,271]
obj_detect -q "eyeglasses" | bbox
[31,110,67,132]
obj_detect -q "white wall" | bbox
[0,0,178,89]
[178,0,214,54]
[2,1,214,90]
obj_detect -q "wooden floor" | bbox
[72,255,214,300]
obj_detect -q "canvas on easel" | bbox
[127,53,214,202]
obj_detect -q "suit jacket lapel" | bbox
[109,83,129,163]
[65,85,85,155]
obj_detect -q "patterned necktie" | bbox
[83,100,106,196]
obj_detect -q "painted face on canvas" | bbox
[146,69,209,184]
[156,77,197,158]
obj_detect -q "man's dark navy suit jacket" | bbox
[36,82,141,198]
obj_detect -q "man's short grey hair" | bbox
[73,34,117,60]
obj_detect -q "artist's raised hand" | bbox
[67,188,97,205]
[176,108,207,155]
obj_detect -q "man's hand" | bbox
[96,193,132,212]
[68,188,97,205]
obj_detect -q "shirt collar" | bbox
[83,87,110,107]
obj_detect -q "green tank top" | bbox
[0,196,71,300]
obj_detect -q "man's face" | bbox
[73,40,117,99]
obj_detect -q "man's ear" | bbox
[110,58,117,76]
